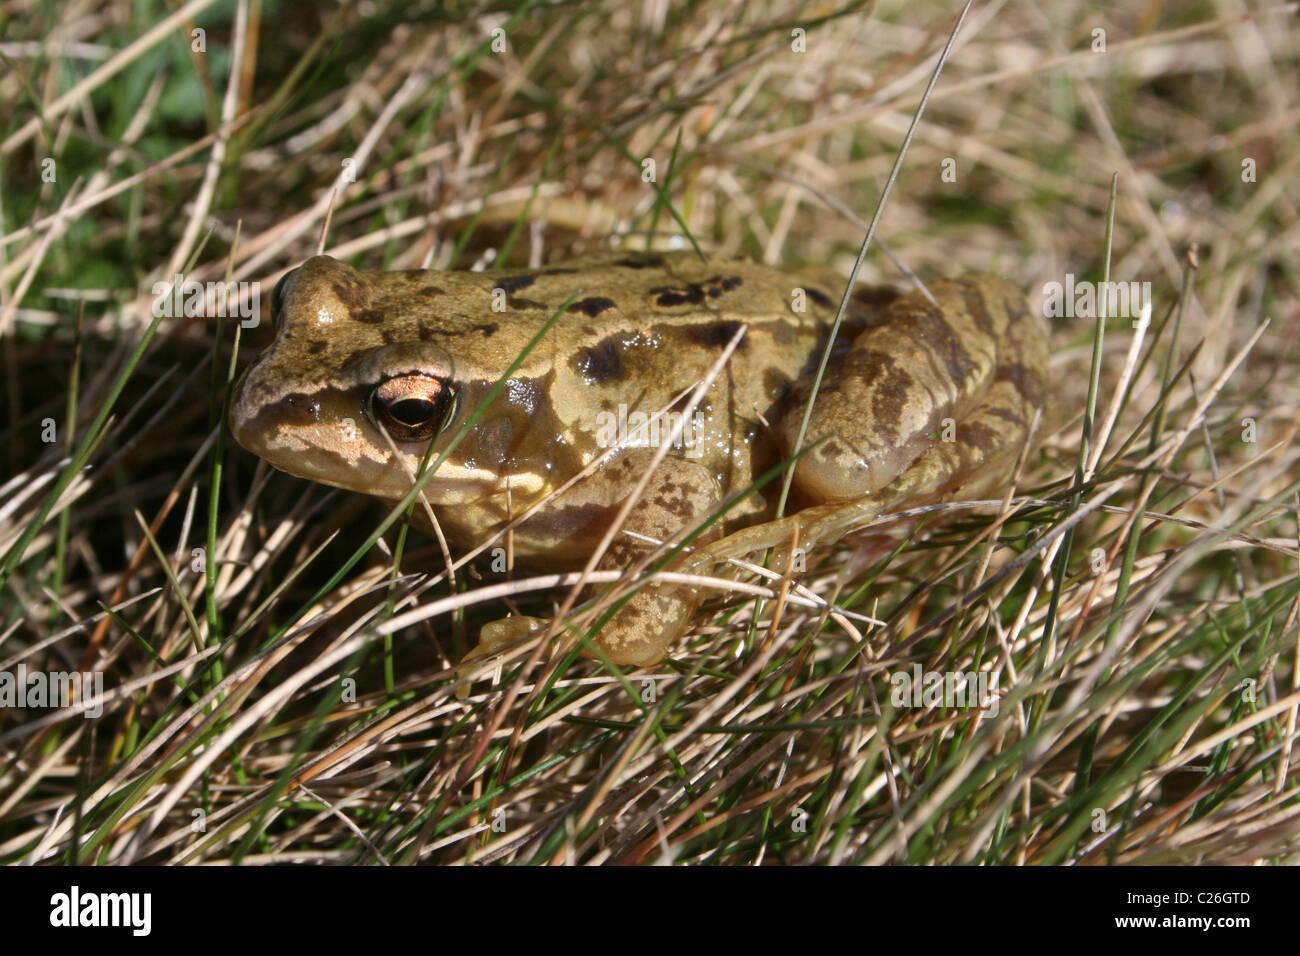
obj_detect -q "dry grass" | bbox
[1,0,1298,865]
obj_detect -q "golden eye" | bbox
[368,373,457,442]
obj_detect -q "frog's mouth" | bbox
[281,452,501,508]
[229,390,501,508]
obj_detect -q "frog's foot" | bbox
[574,568,706,668]
[456,615,548,697]
[454,579,701,695]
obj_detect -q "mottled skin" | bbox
[229,250,1047,668]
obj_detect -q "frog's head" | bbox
[229,255,504,505]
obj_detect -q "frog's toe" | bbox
[455,615,549,697]
[478,615,550,656]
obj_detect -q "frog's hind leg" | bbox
[689,276,1047,571]
[778,274,1047,510]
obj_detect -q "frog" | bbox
[228,249,1048,677]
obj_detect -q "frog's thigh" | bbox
[783,275,1045,503]
[531,451,722,667]
[928,284,1048,495]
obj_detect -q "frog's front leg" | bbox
[467,451,723,674]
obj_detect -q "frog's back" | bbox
[365,251,849,502]
[364,249,844,385]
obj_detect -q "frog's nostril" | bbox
[283,394,323,423]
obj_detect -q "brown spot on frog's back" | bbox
[805,287,834,309]
[616,254,664,270]
[572,338,625,385]
[331,280,368,311]
[308,340,328,354]
[685,320,748,350]
[355,309,385,324]
[650,274,742,308]
[763,368,793,402]
[567,296,617,318]
[494,275,536,294]
[650,285,705,307]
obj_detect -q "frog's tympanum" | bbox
[229,251,1047,674]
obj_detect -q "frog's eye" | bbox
[368,373,457,443]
